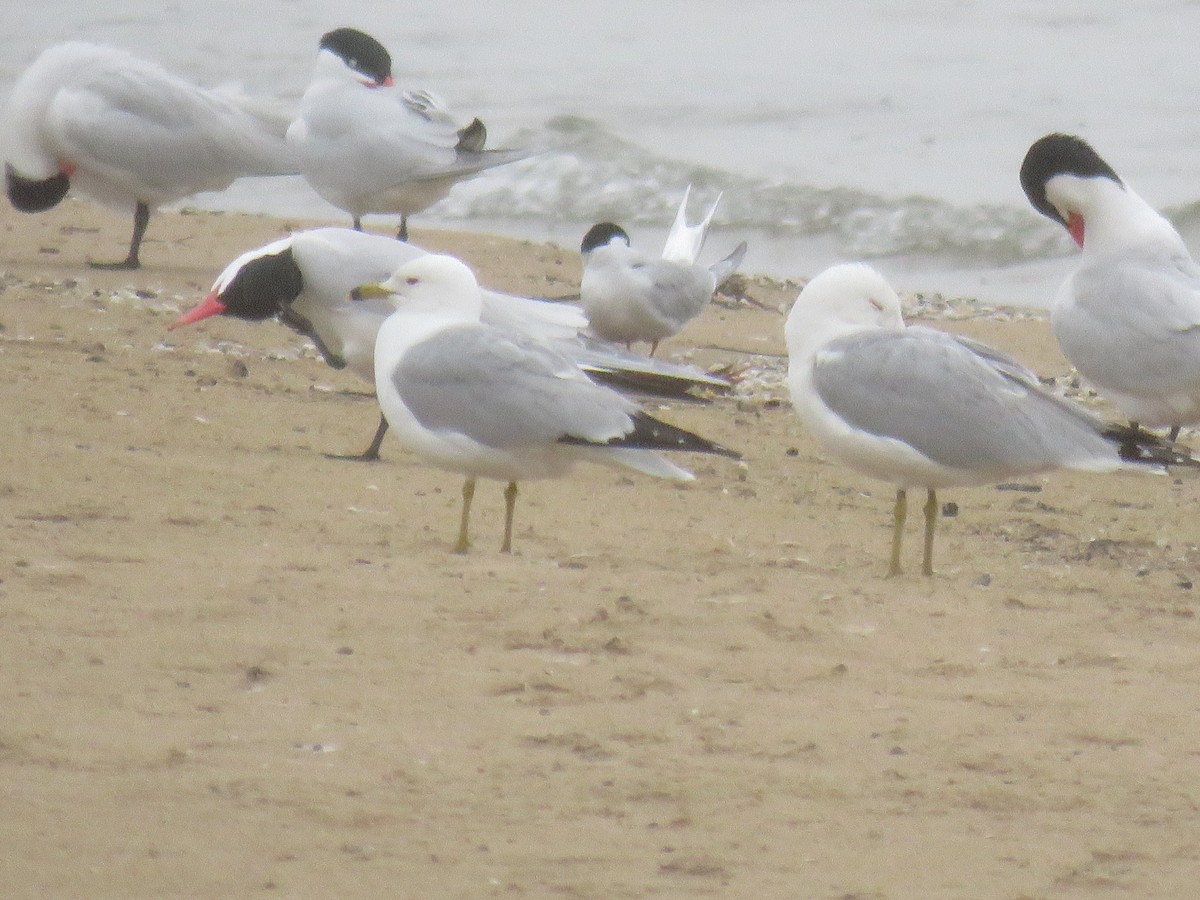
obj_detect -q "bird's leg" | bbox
[396,215,409,242]
[1169,425,1182,442]
[922,489,938,577]
[324,414,388,463]
[649,340,659,357]
[89,201,149,270]
[278,308,347,369]
[352,216,363,231]
[454,477,477,554]
[888,488,907,577]
[501,481,519,553]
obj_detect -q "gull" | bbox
[287,27,530,240]
[1020,132,1200,441]
[169,228,731,460]
[785,262,1195,576]
[3,41,294,269]
[580,186,748,354]
[358,253,741,553]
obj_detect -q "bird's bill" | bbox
[350,282,394,300]
[1067,211,1085,248]
[168,290,227,330]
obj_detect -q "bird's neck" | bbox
[1081,183,1186,258]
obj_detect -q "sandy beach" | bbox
[2,198,1199,899]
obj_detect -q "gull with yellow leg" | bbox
[358,253,741,553]
[784,262,1196,576]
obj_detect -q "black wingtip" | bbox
[1103,423,1200,469]
[560,411,741,460]
[456,118,487,153]
[584,367,730,402]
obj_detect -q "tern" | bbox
[170,228,731,460]
[580,186,747,354]
[1021,132,1200,441]
[4,41,295,268]
[287,28,530,240]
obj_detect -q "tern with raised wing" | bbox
[580,186,747,354]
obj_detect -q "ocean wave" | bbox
[436,116,1073,264]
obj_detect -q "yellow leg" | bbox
[888,488,907,577]
[922,489,938,576]
[501,481,519,553]
[454,477,476,554]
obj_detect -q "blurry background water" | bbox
[6,0,1200,304]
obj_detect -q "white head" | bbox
[360,253,484,321]
[784,263,904,361]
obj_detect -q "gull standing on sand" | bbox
[580,186,748,355]
[357,254,741,553]
[169,228,731,460]
[1021,133,1200,441]
[3,42,295,269]
[785,262,1195,576]
[287,27,530,240]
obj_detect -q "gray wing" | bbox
[811,328,1113,472]
[329,90,528,186]
[394,324,638,448]
[637,260,716,329]
[942,329,1042,385]
[54,69,291,196]
[1060,252,1200,397]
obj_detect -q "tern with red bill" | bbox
[287,28,530,240]
[3,41,295,269]
[170,228,731,461]
[1021,133,1200,440]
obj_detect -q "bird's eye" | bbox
[406,276,420,286]
[869,298,884,312]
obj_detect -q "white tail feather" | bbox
[582,447,696,481]
[661,185,722,265]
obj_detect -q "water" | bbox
[6,0,1200,304]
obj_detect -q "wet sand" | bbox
[2,199,1199,899]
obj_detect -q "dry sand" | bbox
[2,198,1199,899]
